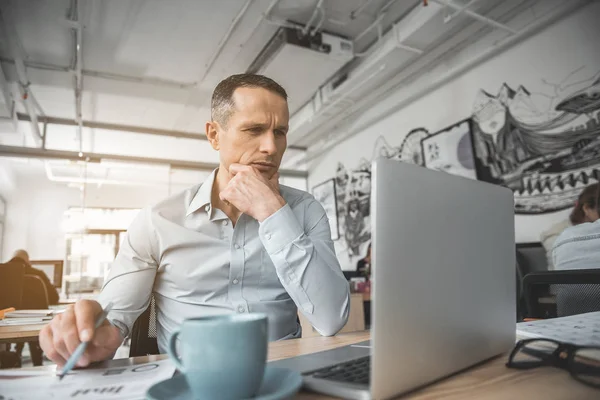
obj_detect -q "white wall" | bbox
[0,160,307,261]
[1,169,180,261]
[308,2,600,270]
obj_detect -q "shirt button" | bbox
[266,233,272,240]
[233,279,239,285]
[223,220,228,226]
[234,244,240,249]
[237,306,245,313]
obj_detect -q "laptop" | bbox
[270,158,516,399]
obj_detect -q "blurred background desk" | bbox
[0,323,47,343]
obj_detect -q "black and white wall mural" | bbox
[471,67,600,214]
[333,128,430,261]
[320,67,600,264]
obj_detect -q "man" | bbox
[39,74,350,367]
[12,249,59,305]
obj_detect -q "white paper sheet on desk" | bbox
[0,359,176,400]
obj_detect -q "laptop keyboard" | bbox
[305,356,371,385]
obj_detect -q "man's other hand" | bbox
[220,164,286,222]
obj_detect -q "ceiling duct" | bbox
[247,26,354,114]
[287,1,448,146]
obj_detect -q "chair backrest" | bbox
[553,283,600,317]
[129,296,159,357]
[516,243,548,275]
[523,269,600,319]
[21,274,49,310]
[0,261,25,309]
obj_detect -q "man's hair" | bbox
[211,74,288,126]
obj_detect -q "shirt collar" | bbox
[186,168,218,217]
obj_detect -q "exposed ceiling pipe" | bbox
[0,58,198,88]
[172,0,254,129]
[15,112,307,151]
[239,0,281,46]
[353,0,401,44]
[69,0,84,157]
[302,0,324,36]
[304,0,589,163]
[0,7,43,146]
[199,0,254,84]
[432,0,518,34]
[0,62,17,130]
[443,0,482,23]
[310,1,327,36]
[0,144,309,178]
[350,0,378,20]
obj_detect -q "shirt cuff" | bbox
[259,204,304,254]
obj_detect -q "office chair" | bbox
[523,268,600,319]
[0,260,25,310]
[0,261,25,369]
[16,275,49,366]
[515,243,550,320]
[129,296,159,357]
[516,243,549,274]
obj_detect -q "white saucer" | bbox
[146,366,303,400]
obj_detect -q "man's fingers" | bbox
[74,300,102,342]
[228,163,253,176]
[61,307,81,354]
[269,172,280,189]
[39,324,66,366]
[51,320,71,363]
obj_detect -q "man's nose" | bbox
[260,131,277,154]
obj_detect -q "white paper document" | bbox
[0,359,176,400]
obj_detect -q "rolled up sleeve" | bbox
[259,201,350,336]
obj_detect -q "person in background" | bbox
[552,183,600,270]
[540,183,599,269]
[11,249,59,305]
[356,243,371,281]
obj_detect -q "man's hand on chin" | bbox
[220,163,286,222]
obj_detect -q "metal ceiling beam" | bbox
[0,62,18,130]
[0,7,43,146]
[0,57,197,88]
[15,113,307,151]
[0,144,308,178]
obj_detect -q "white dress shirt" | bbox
[98,169,350,353]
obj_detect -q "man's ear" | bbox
[206,121,220,151]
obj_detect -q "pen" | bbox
[58,302,113,380]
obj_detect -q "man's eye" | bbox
[275,130,287,136]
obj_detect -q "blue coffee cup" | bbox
[167,313,268,400]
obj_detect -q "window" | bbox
[63,208,139,299]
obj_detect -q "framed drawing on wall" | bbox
[421,118,478,180]
[312,178,340,240]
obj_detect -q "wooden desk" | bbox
[0,323,47,343]
[6,331,599,399]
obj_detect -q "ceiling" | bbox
[0,0,573,188]
[0,0,419,131]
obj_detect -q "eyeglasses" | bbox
[506,338,600,388]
